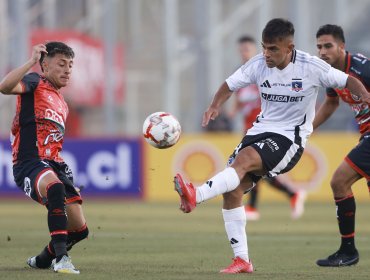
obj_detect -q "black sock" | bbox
[47,182,68,261]
[266,177,295,197]
[67,224,89,251]
[54,242,68,262]
[35,246,54,268]
[335,195,356,254]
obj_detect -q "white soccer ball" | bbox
[143,112,181,149]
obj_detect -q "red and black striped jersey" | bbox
[11,72,69,163]
[327,52,370,135]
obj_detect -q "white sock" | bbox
[196,167,240,203]
[222,206,249,261]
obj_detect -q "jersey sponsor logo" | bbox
[260,80,271,88]
[261,93,304,102]
[271,82,291,87]
[292,79,303,92]
[43,130,64,145]
[44,109,65,132]
[350,93,361,102]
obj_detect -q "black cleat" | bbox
[316,249,359,267]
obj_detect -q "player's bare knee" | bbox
[232,159,257,179]
[231,148,262,177]
[330,175,347,194]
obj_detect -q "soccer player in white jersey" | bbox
[173,18,370,274]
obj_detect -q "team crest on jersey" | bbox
[292,79,303,92]
[350,93,361,102]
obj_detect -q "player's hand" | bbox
[202,106,219,127]
[29,44,47,65]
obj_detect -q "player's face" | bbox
[262,37,294,69]
[239,42,257,63]
[316,35,344,66]
[42,54,73,89]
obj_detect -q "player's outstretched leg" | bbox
[174,167,240,213]
[174,173,196,213]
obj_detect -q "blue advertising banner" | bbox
[0,138,143,198]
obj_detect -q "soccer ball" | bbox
[143,112,181,149]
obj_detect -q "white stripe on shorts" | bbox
[36,169,54,198]
[269,142,300,177]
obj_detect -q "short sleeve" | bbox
[309,56,348,89]
[20,72,40,94]
[226,54,261,92]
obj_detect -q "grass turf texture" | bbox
[1,199,370,279]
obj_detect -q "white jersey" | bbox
[226,49,348,147]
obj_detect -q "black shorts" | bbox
[228,132,304,183]
[13,159,82,205]
[345,133,370,181]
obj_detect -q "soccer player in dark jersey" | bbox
[0,42,88,274]
[314,24,370,267]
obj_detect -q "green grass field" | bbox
[1,199,370,280]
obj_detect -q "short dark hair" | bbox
[262,18,295,43]
[238,35,255,44]
[39,41,75,71]
[316,24,345,43]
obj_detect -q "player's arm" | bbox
[346,75,370,104]
[0,44,46,95]
[203,59,256,127]
[313,90,339,130]
[202,82,233,127]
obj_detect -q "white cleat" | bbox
[27,256,38,268]
[291,190,307,220]
[53,255,80,274]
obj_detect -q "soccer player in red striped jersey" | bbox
[315,24,370,267]
[0,42,88,274]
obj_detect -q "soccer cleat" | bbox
[53,255,80,274]
[174,173,196,213]
[244,205,260,221]
[220,257,254,274]
[290,190,306,219]
[27,256,53,269]
[316,249,359,267]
